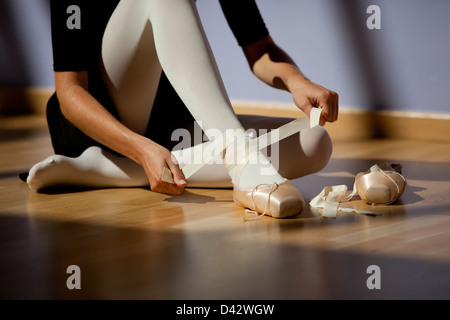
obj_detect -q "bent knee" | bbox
[304,126,333,173]
[277,126,333,179]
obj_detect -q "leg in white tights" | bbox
[27,116,332,190]
[102,0,241,135]
[27,0,332,192]
[174,116,332,188]
[102,0,287,189]
[27,146,148,190]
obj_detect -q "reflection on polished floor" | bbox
[1,113,450,300]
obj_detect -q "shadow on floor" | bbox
[0,213,449,300]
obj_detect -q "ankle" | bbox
[223,134,250,171]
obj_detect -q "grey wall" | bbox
[0,0,53,87]
[1,0,449,113]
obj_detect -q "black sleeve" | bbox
[50,0,93,71]
[219,0,269,47]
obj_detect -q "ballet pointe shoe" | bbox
[178,108,323,219]
[226,139,305,219]
[234,179,305,219]
[355,163,406,205]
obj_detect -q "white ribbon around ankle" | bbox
[171,107,323,182]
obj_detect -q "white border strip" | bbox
[231,100,450,120]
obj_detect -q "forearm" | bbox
[253,56,310,92]
[243,35,310,92]
[56,73,149,164]
[243,36,339,124]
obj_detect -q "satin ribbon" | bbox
[309,162,408,218]
[172,107,323,181]
[163,108,383,219]
[162,107,388,219]
[309,184,379,218]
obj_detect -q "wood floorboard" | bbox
[1,115,450,300]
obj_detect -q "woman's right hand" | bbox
[136,139,187,195]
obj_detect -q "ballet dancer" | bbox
[26,0,338,218]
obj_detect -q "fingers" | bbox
[151,179,185,196]
[301,100,328,127]
[319,90,339,124]
[161,167,175,184]
[300,100,314,121]
[294,81,339,126]
[152,158,186,195]
[151,166,185,195]
[167,154,187,187]
[143,147,186,196]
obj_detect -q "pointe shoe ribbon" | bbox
[166,107,323,182]
[309,162,406,218]
[162,108,322,220]
[309,185,378,218]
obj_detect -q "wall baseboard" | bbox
[232,100,450,143]
[1,87,449,143]
[0,86,53,116]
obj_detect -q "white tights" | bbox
[27,0,332,191]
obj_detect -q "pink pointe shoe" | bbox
[355,163,407,205]
[176,108,323,219]
[233,179,305,219]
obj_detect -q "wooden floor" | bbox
[1,113,450,300]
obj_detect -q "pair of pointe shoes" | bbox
[233,161,407,219]
[178,109,404,219]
